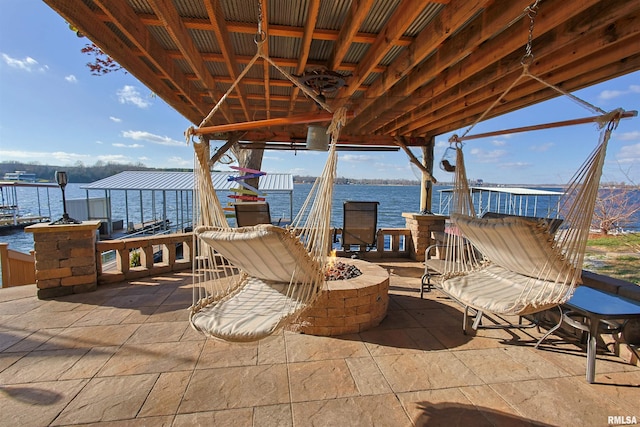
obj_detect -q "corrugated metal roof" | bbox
[81,171,293,192]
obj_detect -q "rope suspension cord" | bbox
[448,0,635,146]
[438,0,636,318]
[187,1,349,341]
[185,0,333,141]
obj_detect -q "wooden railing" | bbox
[333,228,412,259]
[0,243,36,287]
[95,232,193,284]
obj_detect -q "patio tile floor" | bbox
[1,261,638,426]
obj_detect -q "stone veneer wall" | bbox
[402,213,447,261]
[290,258,390,336]
[25,221,101,299]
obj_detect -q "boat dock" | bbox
[0,181,56,230]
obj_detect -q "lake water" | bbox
[2,182,639,286]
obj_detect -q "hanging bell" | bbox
[306,125,329,151]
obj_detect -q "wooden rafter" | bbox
[343,0,490,132]
[130,15,415,46]
[260,0,271,119]
[149,0,234,124]
[43,0,640,148]
[288,0,321,113]
[376,0,606,135]
[328,0,375,72]
[172,52,386,74]
[424,45,640,139]
[348,0,530,134]
[204,0,251,122]
[333,0,432,105]
[393,0,640,136]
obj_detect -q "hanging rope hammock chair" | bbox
[186,5,347,342]
[437,0,637,331]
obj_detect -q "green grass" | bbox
[587,232,640,250]
[584,233,640,284]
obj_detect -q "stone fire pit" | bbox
[290,257,389,336]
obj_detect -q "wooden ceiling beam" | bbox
[260,0,271,119]
[131,14,414,46]
[333,0,433,105]
[390,0,638,135]
[344,0,491,133]
[288,0,321,113]
[203,0,251,121]
[237,131,398,146]
[42,0,204,124]
[422,44,640,139]
[328,0,375,72]
[149,0,234,124]
[387,0,625,135]
[347,0,532,134]
[166,50,385,73]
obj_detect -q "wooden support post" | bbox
[420,138,435,213]
[394,136,436,184]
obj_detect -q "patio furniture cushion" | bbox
[191,276,302,342]
[441,264,572,315]
[196,224,320,284]
[451,214,575,280]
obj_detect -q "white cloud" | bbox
[95,140,104,144]
[168,156,191,167]
[2,53,48,72]
[469,148,507,163]
[340,154,375,163]
[616,143,640,164]
[65,74,77,83]
[599,90,625,100]
[109,116,122,123]
[616,130,640,141]
[529,142,554,152]
[0,149,132,166]
[122,130,185,146]
[113,143,143,148]
[491,139,507,146]
[500,161,532,169]
[288,167,310,175]
[599,84,640,101]
[96,154,131,163]
[117,85,151,108]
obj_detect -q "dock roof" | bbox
[81,171,293,193]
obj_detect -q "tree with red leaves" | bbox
[81,43,123,76]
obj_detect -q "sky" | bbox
[1,2,639,185]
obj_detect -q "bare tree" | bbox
[591,167,640,234]
[592,186,640,234]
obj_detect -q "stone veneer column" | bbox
[401,213,447,261]
[25,221,101,299]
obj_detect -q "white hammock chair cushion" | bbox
[441,214,576,315]
[191,224,323,341]
[191,277,304,342]
[195,224,321,283]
